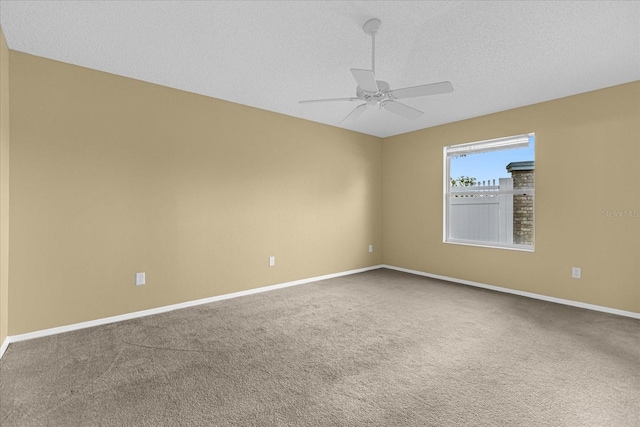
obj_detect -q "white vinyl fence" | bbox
[449,178,513,244]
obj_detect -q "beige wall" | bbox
[8,52,382,335]
[0,28,9,344]
[4,47,639,336]
[383,82,640,313]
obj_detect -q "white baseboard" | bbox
[0,265,384,356]
[382,264,640,320]
[0,336,8,360]
[2,263,637,362]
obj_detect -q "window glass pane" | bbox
[445,135,535,250]
[450,144,534,186]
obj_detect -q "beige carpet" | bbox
[1,268,639,426]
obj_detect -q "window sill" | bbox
[444,239,535,252]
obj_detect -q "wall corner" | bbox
[0,26,11,345]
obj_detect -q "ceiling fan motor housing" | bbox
[356,80,391,103]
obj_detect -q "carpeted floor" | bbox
[1,268,639,426]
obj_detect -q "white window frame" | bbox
[443,133,535,251]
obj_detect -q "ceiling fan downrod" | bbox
[363,18,381,75]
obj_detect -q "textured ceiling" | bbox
[1,1,639,138]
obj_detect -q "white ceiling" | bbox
[1,1,638,138]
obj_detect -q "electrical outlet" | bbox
[571,267,581,279]
[368,244,373,253]
[136,272,146,286]
[269,256,275,267]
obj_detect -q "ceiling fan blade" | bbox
[299,97,360,104]
[383,101,423,120]
[389,81,454,99]
[350,69,379,93]
[339,104,368,124]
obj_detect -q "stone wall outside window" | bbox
[507,162,534,245]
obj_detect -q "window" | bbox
[443,133,535,251]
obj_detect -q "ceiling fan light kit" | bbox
[299,18,454,124]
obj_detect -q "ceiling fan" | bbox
[299,18,454,124]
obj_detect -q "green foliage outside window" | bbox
[450,176,477,187]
